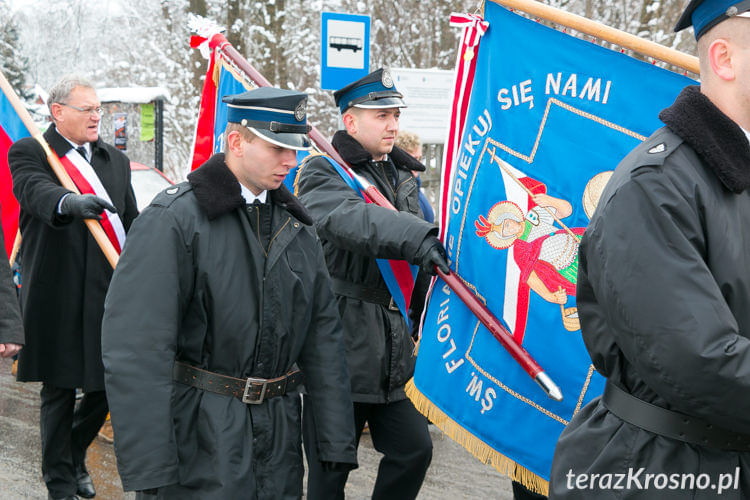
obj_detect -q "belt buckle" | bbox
[388,297,400,312]
[242,377,268,404]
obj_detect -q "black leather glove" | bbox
[415,235,450,276]
[60,193,117,220]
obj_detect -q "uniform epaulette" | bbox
[631,127,684,169]
[150,181,193,208]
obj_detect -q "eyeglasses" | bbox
[61,103,104,116]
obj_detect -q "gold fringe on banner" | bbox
[406,378,549,496]
[292,152,326,196]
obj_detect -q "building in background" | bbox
[391,68,452,221]
[97,87,169,172]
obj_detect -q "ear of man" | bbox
[50,102,65,123]
[225,123,256,156]
[342,108,361,135]
[698,18,748,81]
[708,38,735,81]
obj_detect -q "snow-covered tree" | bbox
[9,0,699,181]
[0,0,31,99]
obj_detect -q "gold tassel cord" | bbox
[405,379,549,496]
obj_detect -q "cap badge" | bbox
[294,98,307,122]
[382,70,394,89]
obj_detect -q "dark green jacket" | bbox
[102,154,356,499]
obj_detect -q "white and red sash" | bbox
[59,148,126,253]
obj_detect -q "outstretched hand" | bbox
[60,194,117,220]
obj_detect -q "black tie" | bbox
[76,146,88,162]
[246,199,271,253]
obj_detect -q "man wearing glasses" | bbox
[9,74,138,500]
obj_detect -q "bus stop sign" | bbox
[321,12,370,91]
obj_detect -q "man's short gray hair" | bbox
[47,74,95,116]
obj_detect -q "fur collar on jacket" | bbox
[331,130,426,172]
[187,153,313,225]
[659,85,750,193]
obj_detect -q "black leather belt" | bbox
[602,381,750,451]
[331,277,400,311]
[173,361,303,405]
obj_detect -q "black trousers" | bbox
[40,384,108,497]
[303,395,433,500]
[512,480,548,499]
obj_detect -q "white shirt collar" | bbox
[61,136,91,161]
[239,183,267,204]
[742,127,750,146]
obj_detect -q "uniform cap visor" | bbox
[675,0,750,35]
[675,0,701,31]
[352,96,407,109]
[249,127,312,151]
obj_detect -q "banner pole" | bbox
[0,72,119,269]
[9,230,20,266]
[490,0,700,75]
[346,167,562,401]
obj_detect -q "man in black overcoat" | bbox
[9,74,137,500]
[549,2,750,498]
[296,68,450,500]
[101,87,357,499]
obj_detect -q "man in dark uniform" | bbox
[296,68,449,500]
[549,1,750,498]
[9,74,138,500]
[0,207,23,359]
[101,87,357,499]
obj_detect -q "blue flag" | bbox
[408,3,696,494]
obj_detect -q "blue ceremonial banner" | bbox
[408,2,696,493]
